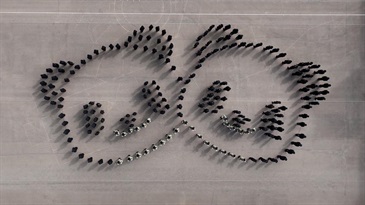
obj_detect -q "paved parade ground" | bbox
[0,0,364,204]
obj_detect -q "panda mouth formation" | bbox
[37,24,330,168]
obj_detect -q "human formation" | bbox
[36,24,331,168]
[220,110,254,135]
[141,80,170,115]
[37,25,181,166]
[167,23,331,164]
[113,111,147,138]
[197,80,229,114]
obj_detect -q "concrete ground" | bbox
[0,0,364,204]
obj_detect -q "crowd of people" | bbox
[169,23,331,164]
[197,81,230,114]
[37,24,180,166]
[36,23,331,167]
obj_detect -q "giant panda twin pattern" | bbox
[36,24,330,168]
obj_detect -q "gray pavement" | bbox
[0,1,364,204]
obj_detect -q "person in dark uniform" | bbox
[290,141,303,147]
[277,155,287,161]
[149,25,154,31]
[248,157,257,162]
[296,122,307,127]
[298,113,309,118]
[258,157,268,163]
[268,157,278,163]
[72,147,78,152]
[275,53,287,58]
[284,149,295,154]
